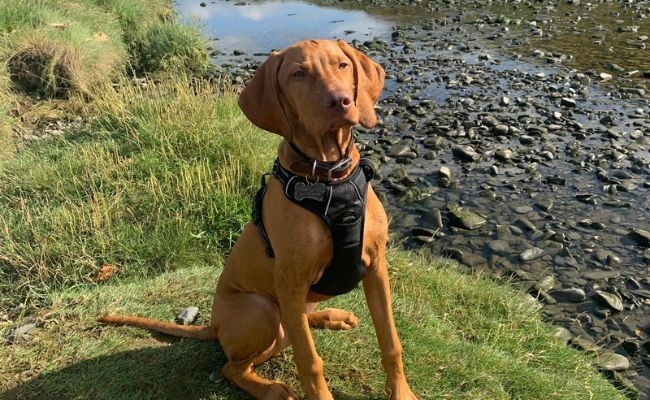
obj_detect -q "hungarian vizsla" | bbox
[99,39,417,400]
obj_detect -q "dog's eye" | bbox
[339,62,350,70]
[291,70,306,78]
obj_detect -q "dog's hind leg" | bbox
[215,292,297,399]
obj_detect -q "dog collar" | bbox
[287,141,353,181]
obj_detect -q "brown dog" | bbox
[99,39,417,400]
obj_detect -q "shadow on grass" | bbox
[1,336,381,400]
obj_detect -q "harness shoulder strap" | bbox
[252,173,275,258]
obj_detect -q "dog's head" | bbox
[238,39,385,142]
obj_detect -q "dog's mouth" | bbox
[326,107,359,130]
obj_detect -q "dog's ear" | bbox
[337,40,385,129]
[238,51,291,137]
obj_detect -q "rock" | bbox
[175,307,200,325]
[576,193,598,204]
[629,229,650,247]
[488,240,512,255]
[492,125,510,136]
[446,204,487,230]
[4,323,37,344]
[595,351,630,371]
[593,290,624,312]
[438,166,452,179]
[535,197,553,212]
[452,145,480,162]
[520,247,544,262]
[553,327,572,344]
[551,288,587,302]
[561,97,577,108]
[387,144,413,158]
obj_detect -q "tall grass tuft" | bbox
[0,0,127,97]
[0,69,15,161]
[136,21,211,74]
[0,75,278,311]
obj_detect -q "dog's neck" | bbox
[278,127,360,181]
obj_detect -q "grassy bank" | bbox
[0,249,627,399]
[0,76,277,311]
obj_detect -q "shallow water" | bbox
[174,0,392,62]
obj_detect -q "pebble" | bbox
[175,307,200,325]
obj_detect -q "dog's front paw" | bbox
[387,381,418,400]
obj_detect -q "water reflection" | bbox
[175,0,391,62]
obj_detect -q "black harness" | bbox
[252,158,375,296]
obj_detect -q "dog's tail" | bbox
[98,315,218,340]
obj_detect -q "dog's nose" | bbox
[325,90,353,110]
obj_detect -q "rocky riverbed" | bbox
[205,0,650,396]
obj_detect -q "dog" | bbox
[99,39,417,400]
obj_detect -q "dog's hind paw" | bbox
[308,308,359,330]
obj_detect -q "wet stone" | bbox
[446,204,487,230]
[520,247,544,262]
[387,144,413,158]
[593,290,624,312]
[488,240,513,255]
[452,145,481,162]
[629,229,650,247]
[535,197,553,212]
[550,288,587,303]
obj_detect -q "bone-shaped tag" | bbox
[294,182,327,202]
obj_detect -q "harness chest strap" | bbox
[251,158,375,296]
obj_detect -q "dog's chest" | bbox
[253,159,375,296]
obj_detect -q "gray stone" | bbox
[488,240,512,255]
[4,323,36,344]
[447,204,487,230]
[175,307,200,325]
[452,145,481,162]
[535,197,553,212]
[387,144,412,158]
[553,327,572,344]
[595,351,630,371]
[629,229,650,247]
[593,290,624,312]
[561,97,577,107]
[550,288,587,302]
[520,247,544,262]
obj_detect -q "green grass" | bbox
[0,250,627,399]
[0,76,277,311]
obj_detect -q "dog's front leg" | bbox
[276,278,333,400]
[363,252,418,400]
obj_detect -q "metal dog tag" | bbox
[294,181,327,201]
